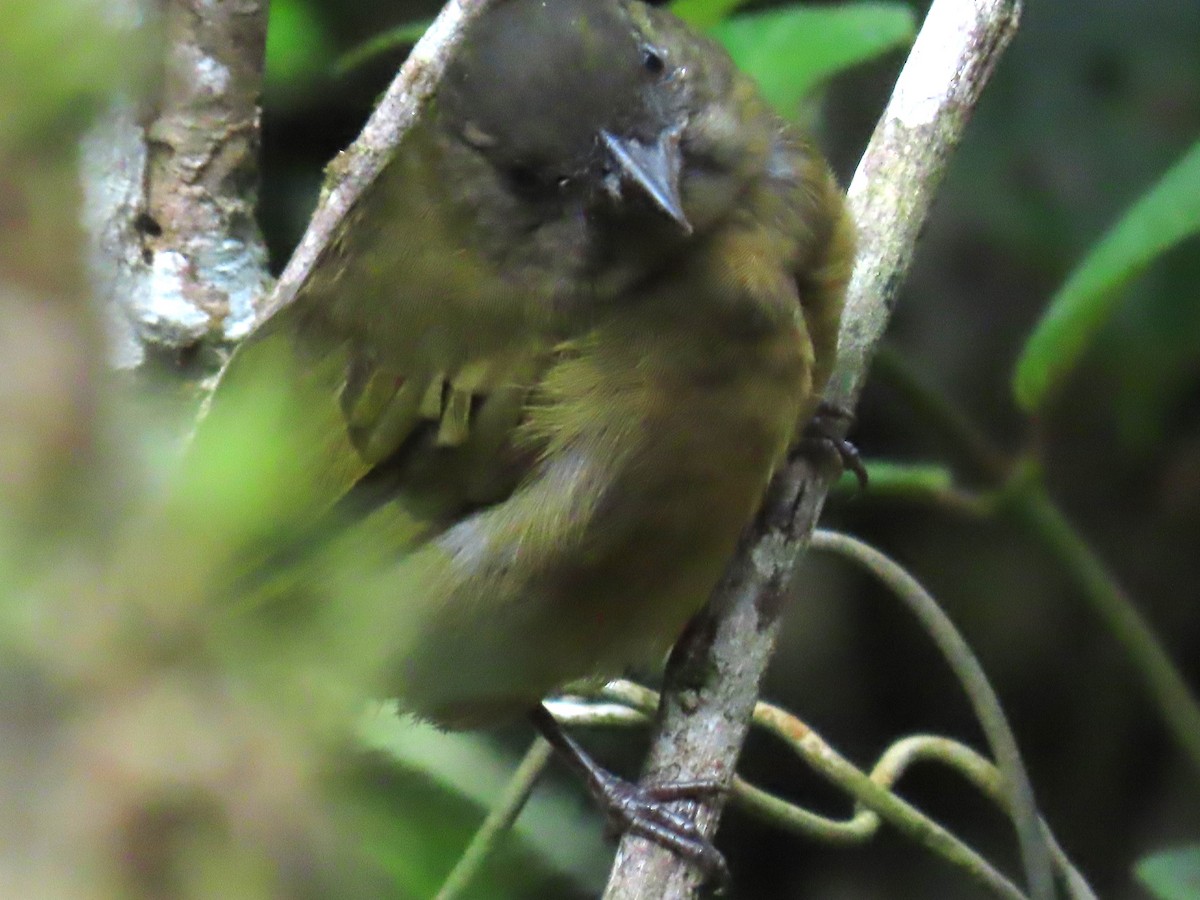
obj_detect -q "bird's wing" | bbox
[777,137,856,412]
[195,129,564,549]
[203,298,553,552]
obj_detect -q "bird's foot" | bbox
[531,705,729,887]
[591,767,730,885]
[795,401,867,489]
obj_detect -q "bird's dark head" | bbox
[438,0,779,249]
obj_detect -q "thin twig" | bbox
[873,738,1098,900]
[261,0,496,324]
[1007,489,1200,774]
[845,354,1200,775]
[602,2,1024,897]
[592,683,1023,896]
[434,738,555,900]
[810,529,1055,899]
[583,682,1095,898]
[737,729,1094,900]
[872,346,1014,481]
[743,709,1028,900]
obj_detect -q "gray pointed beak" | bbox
[601,126,692,234]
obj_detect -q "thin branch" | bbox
[600,684,1027,898]
[737,730,1096,900]
[434,738,555,900]
[601,1,1023,897]
[872,346,1014,481]
[572,683,1096,899]
[740,712,1028,900]
[810,529,1055,899]
[828,458,996,516]
[1007,489,1200,773]
[261,0,496,324]
[846,352,1200,776]
[873,738,1098,900]
[84,0,272,370]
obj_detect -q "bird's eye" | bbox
[505,163,543,193]
[504,162,569,199]
[642,48,666,76]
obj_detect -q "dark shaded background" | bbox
[256,1,1200,896]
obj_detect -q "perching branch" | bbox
[600,1,1025,898]
[83,0,271,370]
[262,0,497,324]
[591,680,1093,900]
[534,677,1097,900]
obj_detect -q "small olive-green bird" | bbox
[208,0,853,762]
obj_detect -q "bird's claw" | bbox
[592,768,730,889]
[530,705,729,889]
[795,401,868,489]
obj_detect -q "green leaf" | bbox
[1107,252,1200,449]
[670,0,754,30]
[358,705,607,894]
[833,460,955,497]
[711,3,917,118]
[265,0,334,93]
[1135,846,1200,900]
[1014,138,1200,412]
[334,21,432,77]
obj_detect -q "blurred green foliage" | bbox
[669,0,748,30]
[316,1,916,121]
[0,0,151,153]
[916,0,1200,456]
[1136,845,1200,900]
[5,0,1199,896]
[356,711,608,897]
[712,4,916,120]
[265,0,336,101]
[1015,138,1200,413]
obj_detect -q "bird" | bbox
[198,0,856,874]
